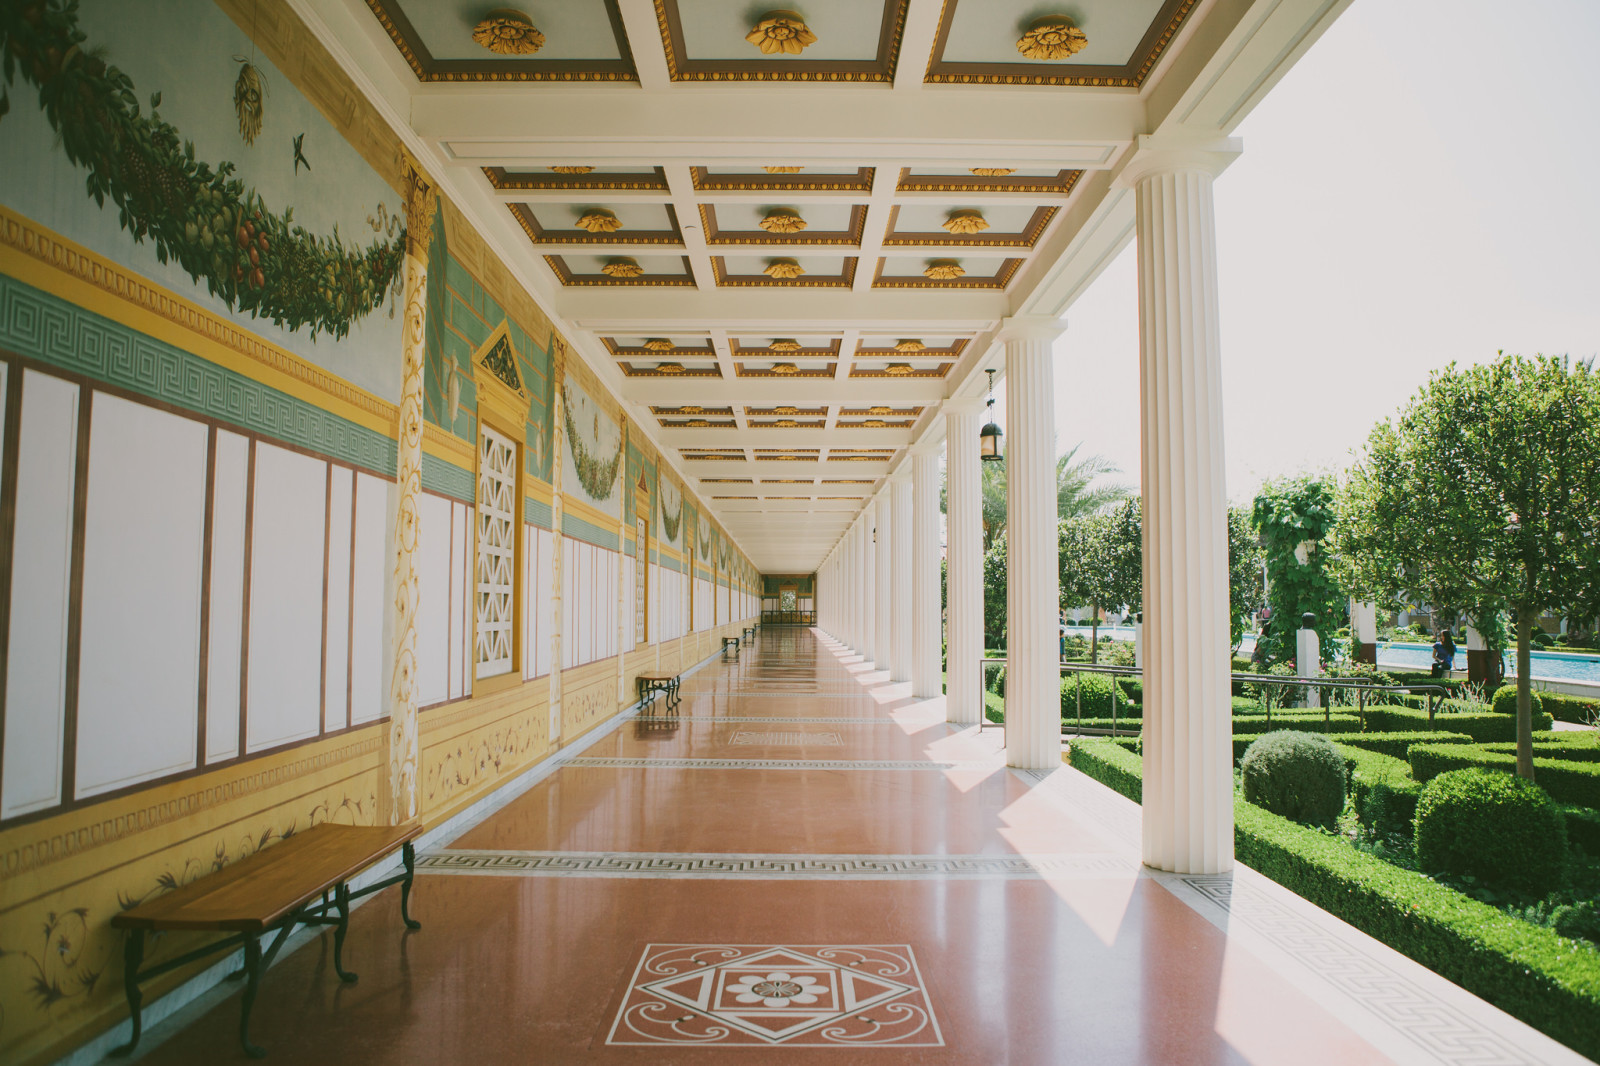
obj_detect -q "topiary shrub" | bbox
[1240,731,1348,828]
[1414,768,1568,895]
[1058,671,1131,719]
[1491,684,1543,718]
[985,664,1005,695]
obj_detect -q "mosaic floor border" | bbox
[415,850,1139,880]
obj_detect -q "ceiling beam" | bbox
[611,379,949,405]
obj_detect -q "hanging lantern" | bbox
[979,368,1003,462]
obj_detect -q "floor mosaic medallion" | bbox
[606,944,943,1047]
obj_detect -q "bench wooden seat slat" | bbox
[113,824,421,932]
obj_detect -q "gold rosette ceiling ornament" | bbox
[601,257,643,278]
[575,210,622,234]
[771,363,800,375]
[970,167,1016,176]
[764,258,805,280]
[1017,15,1088,60]
[769,339,802,351]
[764,166,804,173]
[893,339,925,352]
[746,11,818,55]
[643,338,673,351]
[759,210,807,234]
[656,362,685,374]
[943,211,989,235]
[550,165,594,174]
[885,364,914,376]
[924,260,966,280]
[472,9,545,55]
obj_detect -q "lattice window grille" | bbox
[475,426,517,679]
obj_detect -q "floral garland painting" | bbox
[698,515,712,562]
[659,476,683,545]
[560,375,622,513]
[0,1,405,339]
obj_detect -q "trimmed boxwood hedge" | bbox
[1476,742,1600,763]
[1234,800,1600,1060]
[1408,744,1600,810]
[1541,691,1600,725]
[1361,705,1553,742]
[1067,737,1142,802]
[1335,731,1474,760]
[1065,739,1600,1057]
[1566,805,1600,854]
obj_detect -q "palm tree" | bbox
[943,443,1130,550]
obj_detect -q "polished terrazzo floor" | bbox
[124,630,1591,1064]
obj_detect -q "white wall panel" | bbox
[576,542,591,665]
[75,394,207,798]
[536,527,552,677]
[448,501,466,699]
[245,445,327,752]
[324,466,353,733]
[623,557,635,654]
[350,473,389,725]
[415,492,450,708]
[561,536,574,670]
[1,371,78,819]
[205,431,248,762]
[461,505,472,697]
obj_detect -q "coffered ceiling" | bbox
[305,0,1351,573]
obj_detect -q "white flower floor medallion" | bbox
[608,944,943,1047]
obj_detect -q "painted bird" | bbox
[293,132,311,174]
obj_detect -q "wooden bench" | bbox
[722,636,740,657]
[111,822,422,1059]
[743,626,756,643]
[636,673,680,712]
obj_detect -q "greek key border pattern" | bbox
[559,757,993,771]
[634,716,912,724]
[417,849,1137,880]
[1178,875,1546,1066]
[0,273,399,474]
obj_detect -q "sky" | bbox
[1020,0,1600,505]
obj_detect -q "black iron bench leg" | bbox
[240,934,266,1058]
[333,882,358,983]
[400,841,422,930]
[110,929,145,1056]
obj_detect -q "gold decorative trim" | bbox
[0,731,383,878]
[654,0,907,83]
[895,168,1084,195]
[483,166,671,192]
[510,205,682,247]
[544,254,697,287]
[711,256,856,289]
[0,207,399,433]
[361,0,637,83]
[872,256,1024,290]
[882,205,1059,248]
[691,167,874,193]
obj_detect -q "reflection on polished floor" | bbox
[132,630,1585,1064]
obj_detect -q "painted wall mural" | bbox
[0,0,406,401]
[560,375,622,517]
[697,514,713,563]
[658,475,683,548]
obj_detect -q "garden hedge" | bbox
[1408,744,1600,810]
[1335,731,1474,760]
[1066,738,1142,802]
[1566,805,1600,854]
[1361,705,1552,742]
[1235,800,1600,1059]
[1540,691,1600,725]
[1066,740,1600,1057]
[1476,741,1600,764]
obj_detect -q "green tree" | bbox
[982,536,1008,648]
[943,443,1127,551]
[1334,355,1600,779]
[1058,501,1141,662]
[1227,507,1267,652]
[1252,477,1344,665]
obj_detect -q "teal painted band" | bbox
[562,511,620,551]
[422,452,473,501]
[0,272,399,475]
[526,496,554,529]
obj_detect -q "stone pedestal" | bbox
[999,317,1066,768]
[1125,137,1240,875]
[1350,599,1378,664]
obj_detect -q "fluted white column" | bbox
[874,488,893,678]
[861,502,877,667]
[944,400,984,723]
[890,472,913,682]
[1126,136,1241,875]
[1001,317,1066,769]
[912,442,942,699]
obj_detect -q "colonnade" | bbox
[818,136,1240,876]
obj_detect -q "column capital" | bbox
[941,396,987,416]
[996,315,1066,345]
[887,470,913,485]
[1116,134,1242,188]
